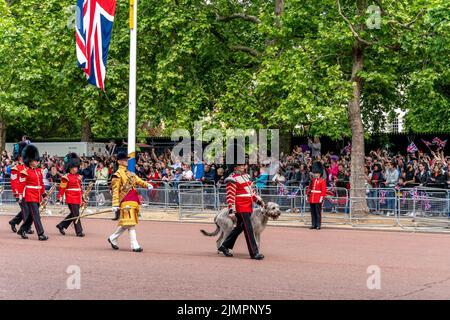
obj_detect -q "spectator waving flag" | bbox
[407,142,418,153]
[76,0,117,90]
[432,137,447,148]
[421,139,432,148]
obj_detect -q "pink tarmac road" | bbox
[0,216,449,300]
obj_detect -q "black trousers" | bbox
[310,203,322,228]
[9,199,27,226]
[58,204,83,235]
[222,212,259,257]
[19,202,45,236]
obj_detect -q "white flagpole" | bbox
[128,0,137,172]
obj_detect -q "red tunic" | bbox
[10,163,26,198]
[225,173,259,213]
[20,167,45,203]
[57,174,83,204]
[306,178,327,204]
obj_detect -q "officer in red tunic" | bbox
[306,162,327,230]
[56,153,85,237]
[17,145,48,240]
[8,141,34,234]
[218,163,265,260]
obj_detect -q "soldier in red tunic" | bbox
[218,163,265,260]
[17,145,49,240]
[306,162,327,230]
[8,141,34,235]
[56,153,85,237]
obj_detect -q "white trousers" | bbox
[109,226,140,250]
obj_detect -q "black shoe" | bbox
[309,226,316,229]
[76,233,85,237]
[9,221,17,233]
[251,253,265,260]
[218,246,233,257]
[26,229,34,234]
[316,227,321,230]
[108,238,119,250]
[132,248,143,252]
[56,225,65,235]
[38,235,48,241]
[18,230,28,239]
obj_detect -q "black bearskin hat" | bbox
[312,161,323,174]
[13,141,28,161]
[117,151,129,161]
[64,153,80,173]
[22,144,40,167]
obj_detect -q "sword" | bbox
[62,206,131,223]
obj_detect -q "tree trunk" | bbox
[349,0,369,216]
[81,114,93,142]
[0,119,6,155]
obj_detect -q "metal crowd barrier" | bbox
[1,179,449,230]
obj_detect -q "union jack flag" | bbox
[76,0,117,90]
[432,137,447,148]
[406,142,418,153]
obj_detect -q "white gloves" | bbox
[147,184,154,190]
[112,206,120,213]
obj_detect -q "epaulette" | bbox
[61,175,69,181]
[20,169,28,176]
[112,172,121,179]
[10,166,18,172]
[224,175,236,184]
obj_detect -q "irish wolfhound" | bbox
[200,202,281,251]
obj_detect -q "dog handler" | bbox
[218,163,265,260]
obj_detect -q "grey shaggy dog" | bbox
[200,202,281,251]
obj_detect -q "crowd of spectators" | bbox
[1,138,450,193]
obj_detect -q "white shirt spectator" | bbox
[182,169,193,181]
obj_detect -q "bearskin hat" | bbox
[312,161,323,174]
[22,144,40,167]
[117,151,129,161]
[13,141,28,161]
[64,153,80,173]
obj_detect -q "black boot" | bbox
[218,246,233,257]
[38,235,49,241]
[56,225,65,235]
[76,233,85,237]
[251,253,265,260]
[9,221,17,233]
[132,248,143,252]
[18,230,28,239]
[26,229,34,234]
[112,211,120,221]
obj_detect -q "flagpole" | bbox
[128,0,137,172]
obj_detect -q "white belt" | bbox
[66,188,81,191]
[25,186,42,190]
[310,190,322,193]
[236,194,252,197]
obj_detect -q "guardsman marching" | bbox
[56,153,85,237]
[8,141,34,235]
[17,145,49,240]
[306,161,327,230]
[218,163,265,260]
[107,151,153,252]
